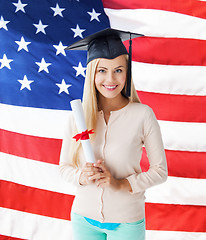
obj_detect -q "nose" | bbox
[107,71,114,83]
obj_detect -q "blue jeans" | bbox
[71,212,145,240]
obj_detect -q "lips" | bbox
[103,85,118,90]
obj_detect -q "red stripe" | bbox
[1,180,205,232]
[103,0,206,20]
[0,235,26,240]
[0,180,74,220]
[0,129,62,165]
[137,91,206,123]
[141,148,206,179]
[145,202,206,232]
[124,37,206,66]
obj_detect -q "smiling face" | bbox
[94,55,127,103]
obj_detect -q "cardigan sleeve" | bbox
[127,107,168,194]
[59,115,82,187]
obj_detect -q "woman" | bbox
[59,29,168,240]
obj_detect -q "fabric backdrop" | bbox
[0,0,205,239]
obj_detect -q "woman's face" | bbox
[95,55,127,101]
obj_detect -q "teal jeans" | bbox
[71,212,145,240]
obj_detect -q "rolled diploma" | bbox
[70,99,96,163]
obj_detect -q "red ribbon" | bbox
[73,129,94,142]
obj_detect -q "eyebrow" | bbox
[97,65,125,69]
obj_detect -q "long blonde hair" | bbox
[70,55,141,167]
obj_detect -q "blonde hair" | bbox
[70,55,140,167]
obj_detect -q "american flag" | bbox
[0,0,205,239]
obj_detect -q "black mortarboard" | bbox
[66,28,143,97]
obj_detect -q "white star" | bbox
[53,41,67,56]
[13,0,27,13]
[0,54,13,69]
[35,58,51,73]
[0,16,10,31]
[56,79,71,95]
[71,24,85,39]
[33,20,48,34]
[18,75,34,90]
[73,62,87,77]
[87,9,101,22]
[51,3,65,17]
[15,36,31,52]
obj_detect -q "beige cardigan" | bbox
[59,102,168,223]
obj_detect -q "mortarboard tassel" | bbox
[126,35,132,97]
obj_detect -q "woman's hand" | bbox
[79,162,102,186]
[89,160,132,192]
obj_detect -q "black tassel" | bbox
[126,36,132,97]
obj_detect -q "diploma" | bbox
[70,99,96,163]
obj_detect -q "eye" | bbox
[115,69,122,73]
[97,69,106,73]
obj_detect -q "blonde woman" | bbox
[59,29,168,240]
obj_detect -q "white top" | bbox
[59,102,168,223]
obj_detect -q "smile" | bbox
[103,85,118,90]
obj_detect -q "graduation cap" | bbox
[66,28,143,97]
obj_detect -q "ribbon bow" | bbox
[73,129,94,142]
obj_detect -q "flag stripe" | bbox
[1,153,205,206]
[146,230,206,240]
[0,207,73,240]
[1,180,205,233]
[1,128,206,178]
[0,103,70,139]
[0,129,62,165]
[132,62,206,96]
[125,37,206,66]
[0,235,26,240]
[145,203,206,232]
[141,148,206,179]
[138,91,206,122]
[158,120,206,152]
[0,180,74,221]
[104,8,206,40]
[0,152,76,195]
[145,176,206,206]
[102,0,206,20]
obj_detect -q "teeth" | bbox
[104,85,117,89]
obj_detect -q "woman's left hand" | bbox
[89,159,132,192]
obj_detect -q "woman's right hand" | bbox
[79,162,102,185]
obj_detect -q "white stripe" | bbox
[145,176,206,206]
[146,230,206,240]
[1,152,205,207]
[105,8,206,40]
[1,104,206,152]
[0,152,76,195]
[0,207,73,240]
[0,103,71,138]
[159,120,206,152]
[133,61,206,96]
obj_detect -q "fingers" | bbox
[94,160,107,172]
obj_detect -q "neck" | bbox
[98,94,129,113]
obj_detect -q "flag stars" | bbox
[35,58,51,73]
[51,3,65,17]
[0,16,10,31]
[33,20,48,34]
[71,24,85,39]
[13,0,28,13]
[87,9,101,22]
[0,54,13,69]
[73,62,86,77]
[53,41,67,56]
[56,79,71,95]
[15,36,31,52]
[18,75,34,90]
